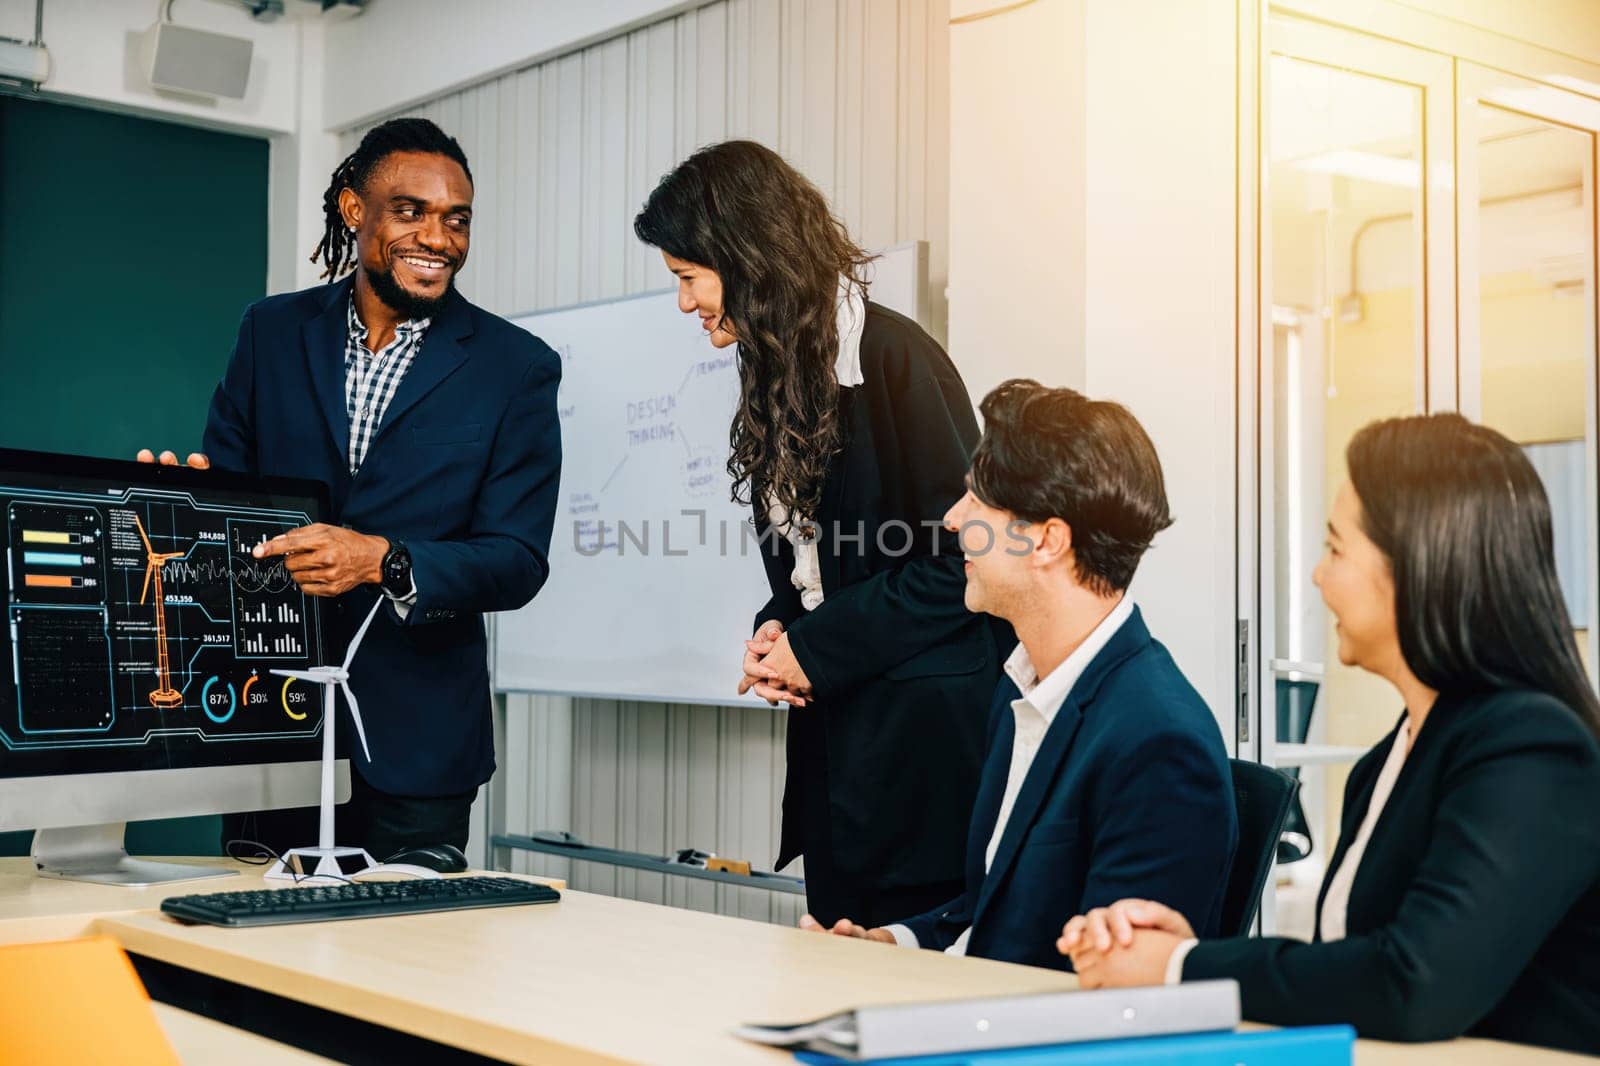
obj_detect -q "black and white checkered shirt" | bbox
[344,298,430,474]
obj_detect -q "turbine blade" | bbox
[343,597,385,671]
[140,563,154,605]
[270,669,322,681]
[341,682,372,762]
[133,514,155,555]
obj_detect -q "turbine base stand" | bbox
[265,846,376,883]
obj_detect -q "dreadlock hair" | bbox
[311,117,474,281]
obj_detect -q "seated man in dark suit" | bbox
[799,379,1237,970]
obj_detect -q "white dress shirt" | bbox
[1165,713,1414,984]
[1320,716,1410,941]
[764,279,867,612]
[887,596,1135,955]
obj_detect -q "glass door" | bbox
[1253,17,1600,936]
[1256,16,1455,937]
[1456,63,1600,687]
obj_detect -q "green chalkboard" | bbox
[0,96,269,857]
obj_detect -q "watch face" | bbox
[384,546,409,591]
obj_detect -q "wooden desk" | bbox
[0,858,1585,1065]
[0,856,258,945]
[98,886,1593,1066]
[0,856,565,945]
[1353,1036,1594,1066]
[103,886,1076,1065]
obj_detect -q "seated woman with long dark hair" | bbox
[1058,412,1600,1055]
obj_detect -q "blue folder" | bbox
[795,1024,1354,1065]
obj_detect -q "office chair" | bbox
[1275,677,1317,863]
[1221,759,1300,937]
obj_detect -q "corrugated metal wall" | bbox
[341,0,950,924]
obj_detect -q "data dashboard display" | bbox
[0,449,330,778]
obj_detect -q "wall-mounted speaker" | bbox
[140,22,253,100]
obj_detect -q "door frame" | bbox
[1456,62,1600,683]
[1237,5,1600,932]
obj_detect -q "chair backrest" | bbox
[1221,759,1300,937]
[1274,678,1319,864]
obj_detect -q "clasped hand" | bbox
[737,620,813,707]
[1056,898,1193,988]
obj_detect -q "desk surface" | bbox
[0,856,564,946]
[0,856,259,945]
[0,858,1586,1066]
[104,885,1078,1065]
[98,885,1593,1066]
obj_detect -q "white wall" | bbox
[947,0,1086,404]
[272,16,341,293]
[7,0,300,134]
[1082,0,1240,733]
[320,0,700,131]
[949,0,1241,736]
[339,0,952,923]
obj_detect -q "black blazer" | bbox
[901,608,1237,969]
[753,303,1006,891]
[1184,688,1600,1053]
[204,277,562,796]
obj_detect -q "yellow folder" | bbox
[0,935,179,1065]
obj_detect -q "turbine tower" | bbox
[267,597,384,882]
[133,514,184,709]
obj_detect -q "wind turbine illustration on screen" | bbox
[132,514,185,709]
[265,596,385,882]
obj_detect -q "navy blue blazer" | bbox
[899,607,1237,970]
[203,277,562,796]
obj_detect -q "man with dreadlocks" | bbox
[143,117,561,860]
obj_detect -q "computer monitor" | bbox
[0,447,341,885]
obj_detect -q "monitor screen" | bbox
[0,448,330,780]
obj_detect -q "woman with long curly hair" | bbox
[635,140,1007,926]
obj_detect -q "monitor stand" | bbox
[31,823,239,887]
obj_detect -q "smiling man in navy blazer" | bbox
[146,118,561,859]
[800,380,1236,970]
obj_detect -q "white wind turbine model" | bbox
[264,597,384,882]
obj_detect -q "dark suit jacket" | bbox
[1184,688,1600,1053]
[203,276,562,796]
[754,303,1007,892]
[898,608,1237,969]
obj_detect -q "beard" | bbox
[366,261,455,321]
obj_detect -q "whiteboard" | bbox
[493,242,929,703]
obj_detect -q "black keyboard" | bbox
[161,876,561,927]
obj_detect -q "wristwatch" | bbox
[380,540,413,598]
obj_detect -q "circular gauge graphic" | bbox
[201,676,237,724]
[281,676,310,721]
